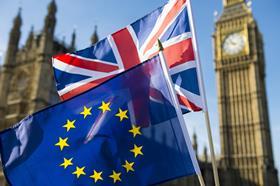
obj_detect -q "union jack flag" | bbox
[52,0,204,113]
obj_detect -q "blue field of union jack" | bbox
[52,0,204,113]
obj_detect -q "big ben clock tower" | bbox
[214,0,279,185]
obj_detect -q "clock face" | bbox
[223,33,245,55]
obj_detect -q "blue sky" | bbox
[0,0,279,178]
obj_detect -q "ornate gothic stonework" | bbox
[0,1,72,185]
[213,0,279,185]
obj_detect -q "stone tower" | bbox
[0,1,68,133]
[0,0,70,131]
[0,1,71,184]
[213,0,279,185]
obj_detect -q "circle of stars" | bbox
[54,100,144,184]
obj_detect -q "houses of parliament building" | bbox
[0,0,278,185]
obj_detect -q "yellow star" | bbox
[115,108,128,121]
[90,170,103,183]
[129,125,142,138]
[73,166,86,178]
[55,137,69,151]
[63,119,76,132]
[109,170,121,183]
[98,101,111,113]
[130,144,143,158]
[60,158,73,169]
[80,106,92,118]
[122,160,134,173]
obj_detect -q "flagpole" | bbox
[157,40,205,186]
[186,0,220,186]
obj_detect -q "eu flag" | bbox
[0,55,199,186]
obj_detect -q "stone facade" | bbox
[213,0,279,185]
[0,0,278,186]
[0,1,71,185]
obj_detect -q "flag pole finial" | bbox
[157,39,164,51]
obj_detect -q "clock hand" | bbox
[230,40,236,45]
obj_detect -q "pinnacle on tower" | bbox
[25,26,34,49]
[62,35,66,46]
[14,8,22,29]
[11,8,22,38]
[43,0,57,36]
[4,8,22,65]
[203,146,208,162]
[192,132,198,156]
[70,29,76,52]
[47,0,57,16]
[91,25,99,45]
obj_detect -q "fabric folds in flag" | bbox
[52,0,204,113]
[0,56,199,186]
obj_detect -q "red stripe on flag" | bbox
[112,28,141,69]
[143,0,186,54]
[55,54,119,73]
[60,75,116,100]
[164,38,195,68]
[148,38,195,68]
[177,94,202,112]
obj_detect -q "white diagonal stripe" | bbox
[179,102,193,111]
[139,0,177,55]
[141,32,192,61]
[127,25,140,53]
[175,86,203,109]
[157,3,187,43]
[57,69,122,96]
[68,53,119,67]
[107,35,124,70]
[53,58,107,77]
[174,76,203,108]
[170,60,196,75]
[140,1,187,57]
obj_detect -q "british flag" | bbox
[52,0,204,113]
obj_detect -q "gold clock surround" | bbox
[221,29,249,58]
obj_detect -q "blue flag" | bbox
[0,55,199,186]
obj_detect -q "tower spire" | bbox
[43,0,57,36]
[25,26,34,49]
[192,132,198,156]
[15,8,22,28]
[40,0,57,54]
[203,146,208,162]
[91,25,99,45]
[70,29,76,52]
[4,8,22,65]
